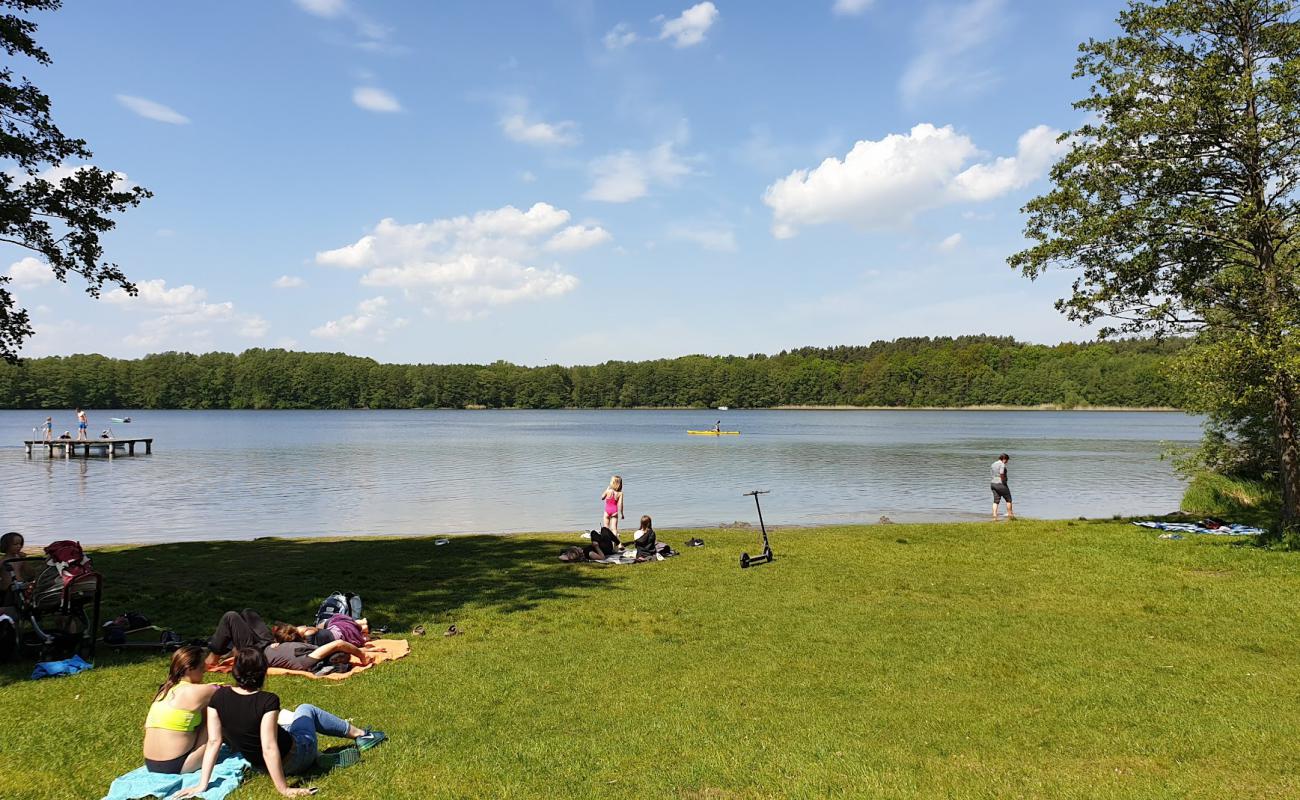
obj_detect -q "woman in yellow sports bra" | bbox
[143,645,221,774]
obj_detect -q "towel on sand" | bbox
[102,747,248,800]
[32,654,93,680]
[209,638,410,681]
[1134,521,1264,536]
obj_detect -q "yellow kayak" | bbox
[687,430,740,435]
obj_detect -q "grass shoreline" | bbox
[3,520,1297,799]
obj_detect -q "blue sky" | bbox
[5,0,1125,365]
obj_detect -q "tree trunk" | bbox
[1275,370,1300,533]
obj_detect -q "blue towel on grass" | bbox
[31,654,93,680]
[1134,521,1264,536]
[102,748,249,800]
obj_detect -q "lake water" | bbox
[0,409,1201,545]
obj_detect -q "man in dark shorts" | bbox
[990,453,1013,519]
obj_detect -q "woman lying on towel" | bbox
[278,613,369,649]
[264,623,371,673]
[558,526,623,562]
[142,646,221,774]
[175,648,385,798]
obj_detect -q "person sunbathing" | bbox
[281,613,369,649]
[264,625,371,673]
[142,646,221,774]
[176,648,385,798]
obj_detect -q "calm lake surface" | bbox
[0,409,1201,545]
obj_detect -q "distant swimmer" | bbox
[990,453,1013,520]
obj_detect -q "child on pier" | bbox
[601,475,624,537]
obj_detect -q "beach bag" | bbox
[43,541,92,587]
[315,591,362,626]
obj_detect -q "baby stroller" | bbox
[2,541,103,661]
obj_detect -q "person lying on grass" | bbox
[280,612,369,649]
[265,625,372,673]
[558,526,625,562]
[142,645,221,775]
[175,648,385,798]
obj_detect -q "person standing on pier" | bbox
[42,416,52,442]
[76,408,87,441]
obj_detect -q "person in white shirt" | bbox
[990,453,1013,520]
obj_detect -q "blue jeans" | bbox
[279,704,351,775]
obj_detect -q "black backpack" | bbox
[315,591,362,626]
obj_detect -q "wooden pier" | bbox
[24,437,153,459]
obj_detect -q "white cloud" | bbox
[105,279,206,309]
[900,0,1006,106]
[937,232,963,251]
[103,278,268,347]
[659,2,719,47]
[273,275,306,289]
[315,202,595,316]
[293,0,346,17]
[833,0,876,15]
[585,142,694,203]
[949,125,1066,200]
[501,113,580,147]
[6,257,53,288]
[311,296,407,341]
[520,170,538,183]
[115,94,190,125]
[352,86,402,113]
[544,225,613,253]
[668,225,737,252]
[603,22,639,50]
[761,123,1066,238]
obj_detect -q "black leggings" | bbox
[590,527,621,557]
[208,609,272,656]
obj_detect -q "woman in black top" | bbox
[176,648,385,798]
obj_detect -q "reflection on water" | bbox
[0,409,1202,545]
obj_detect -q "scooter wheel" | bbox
[740,553,750,568]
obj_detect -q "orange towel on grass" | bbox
[209,639,410,681]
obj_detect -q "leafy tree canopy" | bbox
[1011,0,1300,532]
[0,0,150,362]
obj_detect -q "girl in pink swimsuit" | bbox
[601,475,624,537]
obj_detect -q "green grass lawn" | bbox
[2,520,1298,799]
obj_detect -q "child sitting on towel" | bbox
[630,515,657,561]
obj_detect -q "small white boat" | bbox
[718,406,729,411]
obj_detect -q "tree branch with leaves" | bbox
[0,0,150,362]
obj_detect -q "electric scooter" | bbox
[740,489,774,568]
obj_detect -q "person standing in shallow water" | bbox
[990,453,1013,520]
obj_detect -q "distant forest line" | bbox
[0,336,1190,411]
